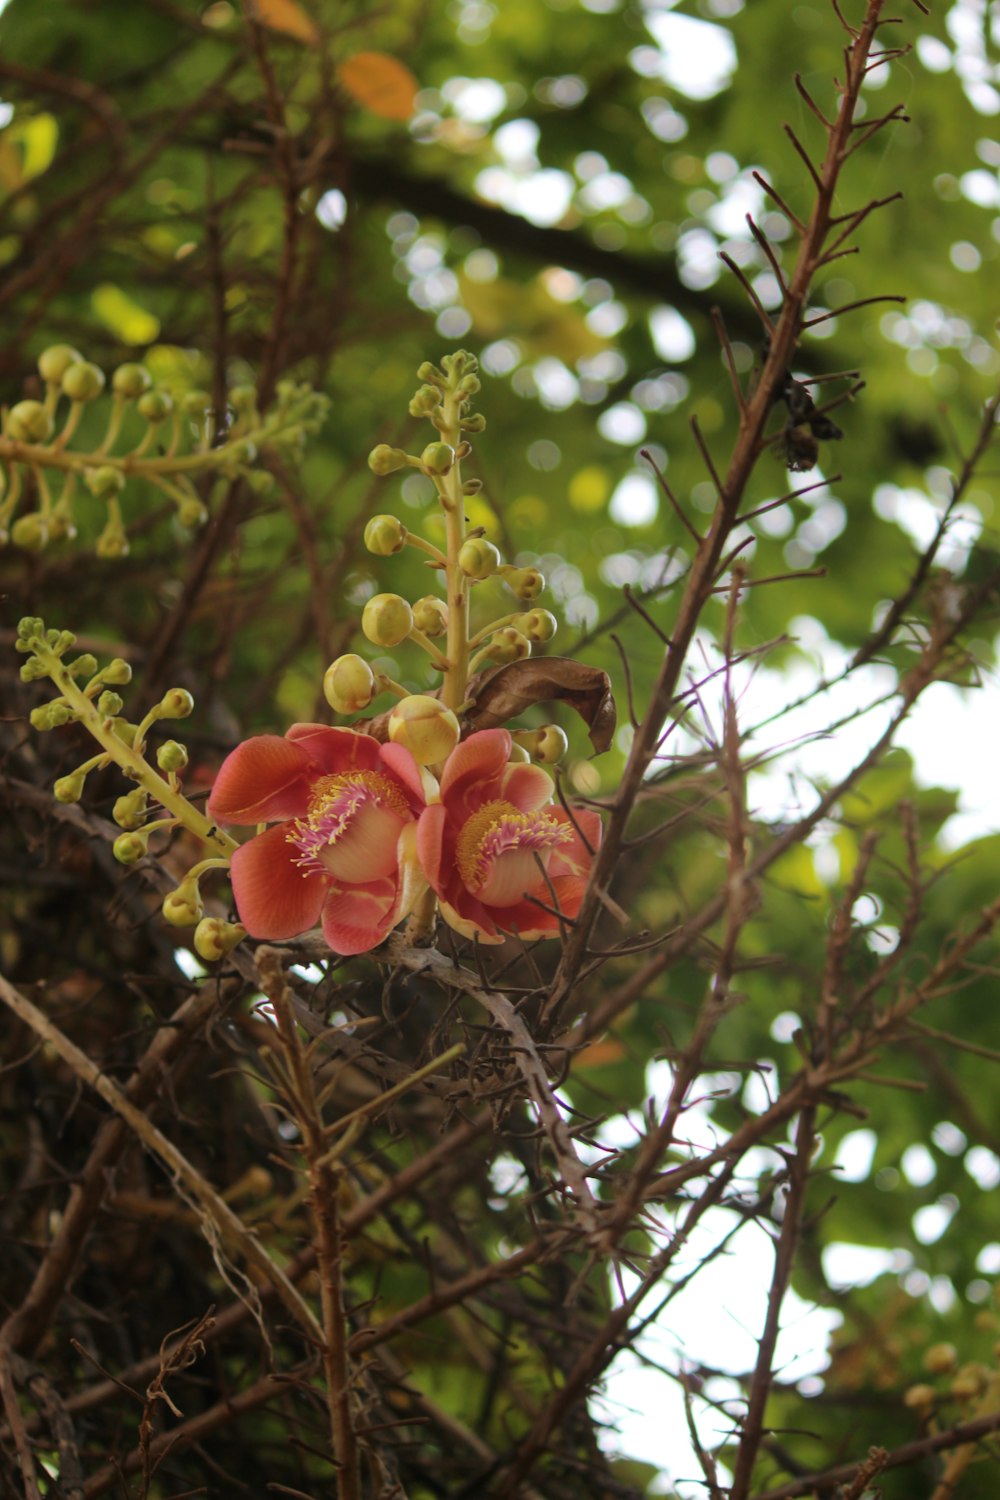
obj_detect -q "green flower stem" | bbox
[406,627,450,673]
[184,857,231,882]
[97,394,126,456]
[40,651,236,861]
[468,613,522,649]
[375,672,413,700]
[32,467,53,521]
[467,644,497,677]
[437,388,469,712]
[405,533,447,566]
[54,401,84,451]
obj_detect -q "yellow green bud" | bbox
[97,690,124,717]
[421,441,455,475]
[29,705,54,731]
[368,444,409,475]
[323,653,376,715]
[113,830,149,864]
[181,390,211,417]
[486,627,531,664]
[137,389,172,423]
[229,385,257,412]
[412,595,448,637]
[160,688,195,718]
[113,787,148,830]
[515,608,558,643]
[162,877,204,927]
[501,565,545,601]
[364,514,408,556]
[110,718,137,747]
[103,658,133,685]
[409,384,442,416]
[417,361,445,386]
[923,1343,957,1375]
[95,522,129,558]
[194,917,246,962]
[111,363,152,399]
[903,1383,936,1412]
[62,362,105,402]
[441,350,476,377]
[458,538,501,580]
[507,742,531,763]
[461,413,486,433]
[388,694,460,766]
[951,1373,982,1402]
[11,513,49,552]
[85,465,125,499]
[20,657,49,683]
[362,593,413,648]
[177,497,208,527]
[8,400,54,444]
[37,344,82,385]
[457,374,481,397]
[53,770,87,804]
[156,739,189,772]
[66,653,97,680]
[514,725,568,764]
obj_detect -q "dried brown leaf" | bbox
[465,658,617,753]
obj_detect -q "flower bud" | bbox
[113,787,148,830]
[460,412,486,433]
[113,830,149,864]
[11,513,49,552]
[19,657,49,683]
[37,344,82,384]
[441,350,476,377]
[62,362,105,402]
[85,465,125,499]
[515,608,558,643]
[95,522,129,558]
[53,770,87,804]
[182,390,211,417]
[97,690,124,717]
[137,389,172,423]
[323,653,376,714]
[157,739,189,772]
[421,441,455,475]
[66,653,97,679]
[8,400,54,444]
[514,725,568,764]
[111,363,152,399]
[416,361,445,386]
[362,593,413,648]
[368,444,409,475]
[229,385,257,412]
[30,705,55,731]
[177,497,208,527]
[903,1383,936,1412]
[486,627,531,664]
[364,514,408,556]
[409,384,442,417]
[163,877,203,927]
[457,374,481,397]
[458,538,500,580]
[923,1343,957,1375]
[160,688,195,718]
[103,658,133,685]
[501,565,545,601]
[194,917,246,962]
[246,470,275,497]
[507,742,531,763]
[388,694,460,766]
[412,595,448,637]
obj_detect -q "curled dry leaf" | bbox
[464,657,617,754]
[337,51,418,121]
[245,0,319,45]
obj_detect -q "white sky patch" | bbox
[649,306,696,361]
[823,1242,911,1289]
[441,75,506,123]
[641,9,738,100]
[316,188,347,230]
[610,471,659,526]
[833,1129,877,1183]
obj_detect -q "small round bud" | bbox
[113,831,148,864]
[364,514,408,556]
[11,513,49,552]
[62,362,105,403]
[458,538,500,580]
[502,565,545,601]
[416,361,445,385]
[45,511,76,542]
[156,739,189,772]
[323,654,376,715]
[103,658,133,685]
[246,470,275,497]
[53,770,87,804]
[19,658,49,683]
[163,878,204,927]
[388,695,460,766]
[514,725,569,764]
[95,524,129,559]
[229,384,257,412]
[923,1343,957,1375]
[486,627,531,664]
[113,788,148,830]
[111,363,152,399]
[8,400,54,444]
[421,441,455,475]
[362,593,413,648]
[515,608,558,643]
[37,344,82,385]
[97,690,124,717]
[66,653,97,680]
[457,374,481,397]
[181,390,211,417]
[160,688,195,719]
[177,497,208,527]
[412,595,448,637]
[30,705,55,731]
[951,1372,983,1402]
[137,389,172,423]
[507,742,531,763]
[461,412,486,433]
[194,917,246,962]
[368,444,409,475]
[85,465,125,499]
[903,1384,936,1412]
[409,384,442,417]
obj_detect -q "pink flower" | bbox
[207,724,427,955]
[417,728,601,943]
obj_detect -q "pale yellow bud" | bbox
[501,565,545,601]
[368,444,409,475]
[113,831,149,864]
[458,538,501,580]
[194,917,246,962]
[486,626,531,664]
[515,608,558,643]
[53,770,87,804]
[388,695,460,766]
[37,344,83,385]
[903,1383,936,1412]
[8,400,54,444]
[62,362,105,403]
[507,742,531,763]
[923,1343,957,1375]
[362,593,413,648]
[113,788,148,830]
[156,740,189,772]
[163,878,203,927]
[160,688,194,718]
[514,725,568,764]
[421,441,455,475]
[412,595,448,637]
[324,653,376,714]
[364,514,408,556]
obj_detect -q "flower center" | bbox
[455,799,572,908]
[288,770,410,882]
